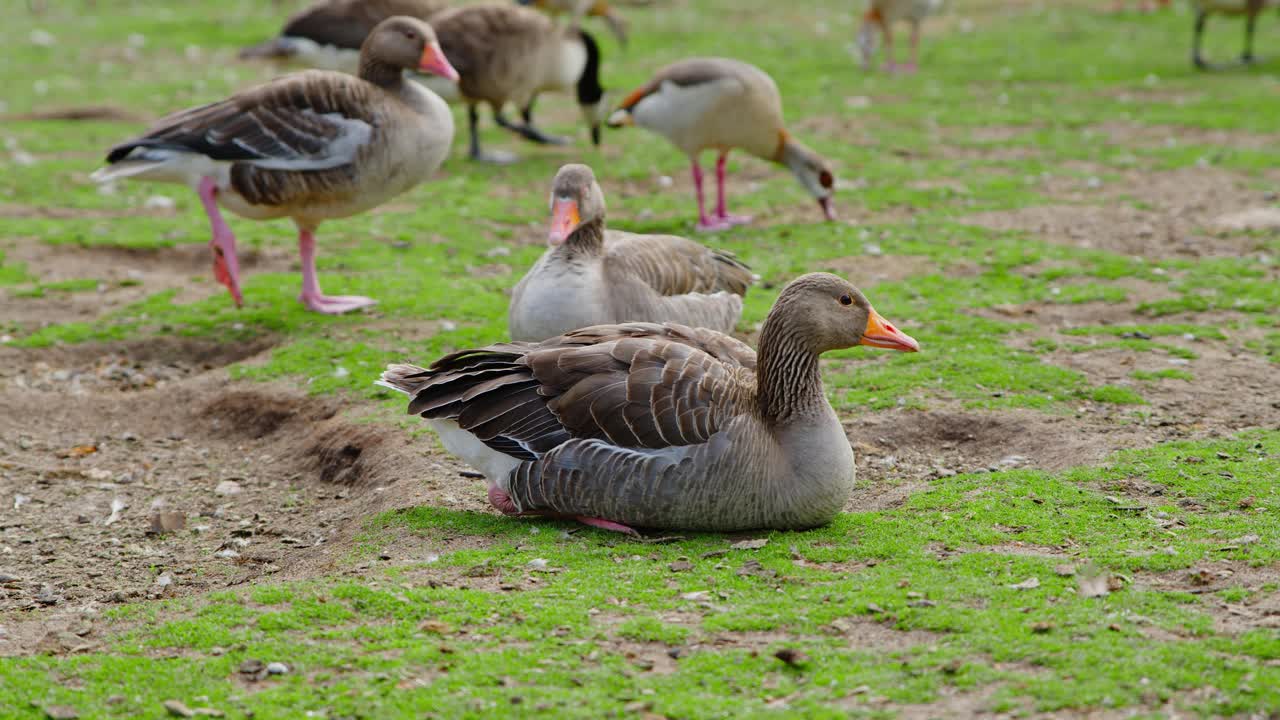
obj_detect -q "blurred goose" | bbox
[240,0,449,72]
[509,163,753,341]
[1190,0,1277,69]
[431,3,606,163]
[608,58,835,232]
[93,17,458,314]
[856,0,945,73]
[516,0,629,47]
[379,273,919,534]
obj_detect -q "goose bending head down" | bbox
[381,272,919,534]
[91,17,458,314]
[607,57,836,232]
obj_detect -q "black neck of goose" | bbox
[562,217,606,255]
[360,58,405,89]
[756,307,825,424]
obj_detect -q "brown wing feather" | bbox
[605,231,753,296]
[380,322,756,461]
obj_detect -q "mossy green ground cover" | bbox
[1,0,1278,717]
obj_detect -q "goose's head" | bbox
[546,163,606,245]
[365,16,459,81]
[779,137,837,221]
[773,273,919,354]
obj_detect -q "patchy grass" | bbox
[2,0,1278,717]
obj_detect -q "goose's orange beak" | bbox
[548,199,581,245]
[418,42,459,82]
[859,308,919,352]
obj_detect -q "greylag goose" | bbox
[239,0,449,72]
[92,17,458,314]
[379,272,919,534]
[1190,0,1276,69]
[431,3,606,163]
[509,163,753,341]
[515,0,629,47]
[607,58,835,232]
[856,0,946,73]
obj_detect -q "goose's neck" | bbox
[561,218,606,256]
[359,58,405,90]
[756,311,825,425]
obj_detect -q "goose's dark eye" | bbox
[839,294,853,306]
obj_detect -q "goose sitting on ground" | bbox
[240,0,449,73]
[856,0,946,73]
[608,58,835,232]
[516,0,629,47]
[509,163,753,341]
[1190,0,1277,69]
[93,17,458,314]
[430,2,607,163]
[380,272,919,534]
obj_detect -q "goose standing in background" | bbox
[608,58,835,232]
[93,17,459,314]
[240,0,449,72]
[431,3,607,163]
[516,0,629,47]
[509,164,753,341]
[379,273,919,534]
[855,0,945,73]
[1190,0,1277,69]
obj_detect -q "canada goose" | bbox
[509,163,753,340]
[93,17,458,314]
[855,0,945,73]
[515,0,629,47]
[430,2,606,163]
[1190,0,1277,69]
[380,273,919,534]
[608,58,835,232]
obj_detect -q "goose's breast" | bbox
[510,259,612,340]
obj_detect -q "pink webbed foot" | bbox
[298,292,377,315]
[488,485,521,516]
[716,212,754,227]
[696,217,734,233]
[897,62,918,74]
[575,516,640,536]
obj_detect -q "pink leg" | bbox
[901,23,920,73]
[297,228,376,314]
[488,485,521,516]
[882,23,897,72]
[714,152,753,226]
[575,516,640,536]
[197,177,243,308]
[692,160,730,233]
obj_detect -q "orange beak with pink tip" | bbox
[548,198,581,245]
[859,308,919,352]
[418,42,459,82]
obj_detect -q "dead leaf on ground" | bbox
[730,539,768,550]
[1008,577,1041,590]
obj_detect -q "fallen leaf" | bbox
[730,539,768,551]
[163,700,194,718]
[680,590,710,601]
[1030,621,1054,634]
[61,445,98,458]
[1008,577,1040,590]
[1053,564,1076,577]
[43,706,79,720]
[420,620,449,634]
[668,560,693,572]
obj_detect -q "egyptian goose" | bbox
[379,272,919,534]
[239,0,449,72]
[1190,0,1277,69]
[509,164,753,341]
[515,0,629,47]
[607,58,835,233]
[855,0,945,73]
[92,17,458,314]
[428,3,607,163]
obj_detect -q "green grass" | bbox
[2,0,1279,716]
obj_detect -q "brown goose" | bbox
[855,0,946,73]
[608,58,835,232]
[515,0,629,47]
[509,164,753,341]
[1189,0,1277,69]
[240,0,449,72]
[430,3,606,163]
[92,17,458,314]
[379,272,919,534]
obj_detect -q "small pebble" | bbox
[266,662,289,676]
